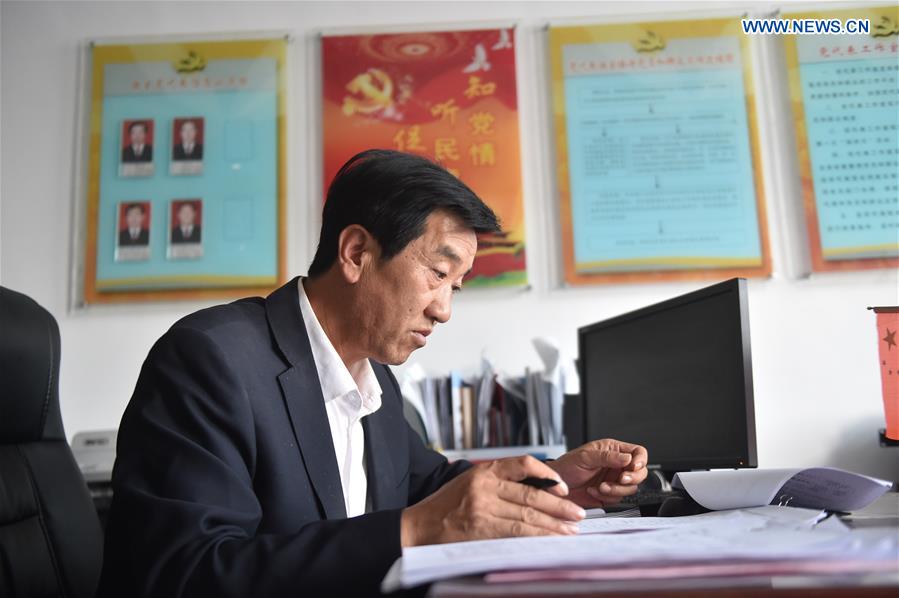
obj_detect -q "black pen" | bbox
[519,477,560,490]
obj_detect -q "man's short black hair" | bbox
[125,203,145,215]
[308,149,500,277]
[128,121,148,133]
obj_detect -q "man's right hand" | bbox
[400,456,586,547]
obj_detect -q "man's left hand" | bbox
[547,439,648,508]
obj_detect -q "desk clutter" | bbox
[384,500,899,592]
[385,464,894,590]
[400,367,557,451]
[399,338,578,452]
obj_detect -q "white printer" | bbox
[71,429,117,483]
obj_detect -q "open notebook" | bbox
[672,467,892,512]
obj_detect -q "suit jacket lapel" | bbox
[267,278,347,520]
[363,398,399,511]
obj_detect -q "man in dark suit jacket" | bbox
[98,150,649,597]
[170,202,202,244]
[121,121,153,163]
[172,142,203,160]
[170,223,201,244]
[172,119,203,160]
[118,203,149,246]
[121,143,153,163]
[118,227,149,246]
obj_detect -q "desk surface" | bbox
[429,493,899,598]
[430,581,899,597]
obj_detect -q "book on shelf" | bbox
[402,367,566,452]
[450,372,464,451]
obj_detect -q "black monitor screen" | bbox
[578,278,757,472]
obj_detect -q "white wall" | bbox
[2,1,896,481]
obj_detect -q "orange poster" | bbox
[322,28,526,288]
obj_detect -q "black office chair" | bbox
[0,287,103,598]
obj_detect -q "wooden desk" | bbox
[429,493,899,598]
[430,582,898,597]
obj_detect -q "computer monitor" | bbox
[578,278,757,474]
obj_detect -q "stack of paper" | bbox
[483,558,899,584]
[381,506,899,592]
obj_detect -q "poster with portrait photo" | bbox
[170,116,205,176]
[168,199,204,260]
[83,36,288,304]
[119,119,155,177]
[114,201,152,262]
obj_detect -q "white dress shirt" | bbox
[297,278,382,518]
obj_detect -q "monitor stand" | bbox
[645,469,674,492]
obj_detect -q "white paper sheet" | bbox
[476,359,495,447]
[576,505,827,535]
[382,506,896,592]
[399,364,428,434]
[673,468,893,511]
[532,337,578,443]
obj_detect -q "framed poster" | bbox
[81,36,288,304]
[549,16,771,285]
[321,26,527,288]
[783,5,898,272]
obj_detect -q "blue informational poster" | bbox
[560,37,764,274]
[795,32,899,262]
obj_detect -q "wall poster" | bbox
[783,5,898,272]
[322,27,527,288]
[82,36,288,304]
[550,17,771,285]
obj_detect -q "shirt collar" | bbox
[297,278,382,409]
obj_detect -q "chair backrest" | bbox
[0,287,103,598]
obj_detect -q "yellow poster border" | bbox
[549,16,772,286]
[782,4,899,273]
[82,38,288,305]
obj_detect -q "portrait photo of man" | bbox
[118,202,149,246]
[172,118,204,161]
[121,120,153,163]
[119,119,155,177]
[114,201,151,262]
[170,117,205,175]
[168,199,203,259]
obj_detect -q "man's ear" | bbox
[336,224,377,284]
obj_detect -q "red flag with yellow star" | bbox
[873,307,899,440]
